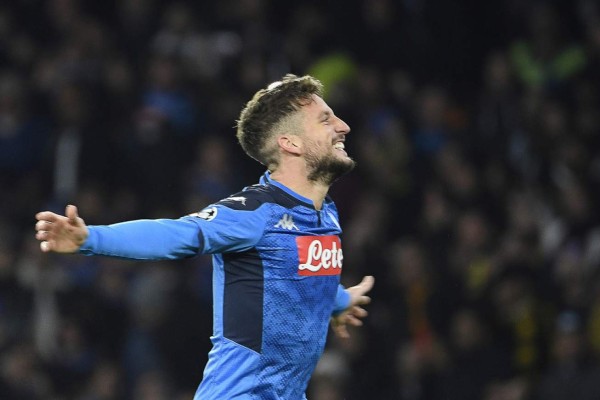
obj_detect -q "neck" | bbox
[269,167,329,210]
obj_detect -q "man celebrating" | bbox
[35,74,374,399]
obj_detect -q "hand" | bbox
[331,275,374,339]
[35,205,89,253]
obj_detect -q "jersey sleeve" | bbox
[332,284,351,315]
[183,201,269,254]
[79,187,271,259]
[80,218,202,260]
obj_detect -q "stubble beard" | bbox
[306,150,356,186]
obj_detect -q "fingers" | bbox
[40,241,52,252]
[337,328,350,339]
[351,306,368,318]
[36,220,55,251]
[65,204,79,224]
[346,315,363,327]
[35,211,61,222]
[333,323,350,339]
[348,276,374,307]
[35,219,61,240]
[35,229,50,241]
[35,206,84,254]
[331,305,369,339]
[349,291,371,307]
[346,306,368,327]
[331,278,375,339]
[36,206,82,231]
[35,220,53,231]
[36,219,56,245]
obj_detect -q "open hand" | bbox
[35,205,89,253]
[331,275,375,339]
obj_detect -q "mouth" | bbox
[333,141,347,156]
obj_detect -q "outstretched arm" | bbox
[36,205,89,253]
[331,276,374,339]
[35,205,201,259]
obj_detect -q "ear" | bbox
[277,135,302,156]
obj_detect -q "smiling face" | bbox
[298,94,355,185]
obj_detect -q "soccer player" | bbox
[34,74,374,399]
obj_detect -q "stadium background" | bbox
[2,0,600,399]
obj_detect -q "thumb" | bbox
[358,275,375,294]
[65,204,80,224]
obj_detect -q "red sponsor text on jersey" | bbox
[296,235,343,276]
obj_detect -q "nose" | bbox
[335,116,351,135]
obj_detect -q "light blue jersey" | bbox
[80,172,350,399]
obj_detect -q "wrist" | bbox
[79,226,96,254]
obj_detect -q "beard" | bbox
[306,150,356,186]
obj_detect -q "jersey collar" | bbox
[259,171,315,208]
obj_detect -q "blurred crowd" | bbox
[2,0,600,399]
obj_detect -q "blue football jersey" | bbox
[79,172,351,399]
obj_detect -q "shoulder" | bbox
[324,194,335,206]
[216,184,302,211]
[213,185,274,211]
[323,195,339,213]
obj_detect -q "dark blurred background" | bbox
[2,0,600,399]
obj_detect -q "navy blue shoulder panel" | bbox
[216,184,308,211]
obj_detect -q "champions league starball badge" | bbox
[189,206,218,221]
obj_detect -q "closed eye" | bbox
[319,110,332,124]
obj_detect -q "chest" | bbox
[259,205,344,278]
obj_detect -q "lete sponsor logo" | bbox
[296,235,343,276]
